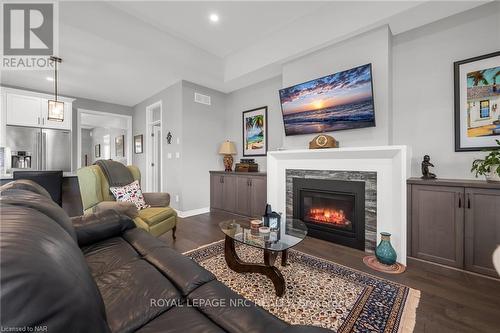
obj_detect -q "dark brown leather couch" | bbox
[0,180,330,333]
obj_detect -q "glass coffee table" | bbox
[219,219,307,297]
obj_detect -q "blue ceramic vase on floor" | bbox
[375,232,397,265]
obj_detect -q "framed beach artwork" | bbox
[242,106,268,156]
[134,135,143,154]
[115,135,124,157]
[454,51,500,151]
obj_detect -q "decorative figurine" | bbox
[166,132,172,144]
[421,155,437,179]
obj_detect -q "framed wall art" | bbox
[454,51,500,151]
[242,106,267,156]
[134,134,143,154]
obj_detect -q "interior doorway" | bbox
[146,101,163,192]
[76,109,132,169]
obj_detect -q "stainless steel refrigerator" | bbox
[6,125,71,172]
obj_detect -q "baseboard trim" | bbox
[175,207,210,218]
[407,256,500,281]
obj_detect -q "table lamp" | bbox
[219,140,237,172]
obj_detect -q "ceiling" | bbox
[0,1,491,107]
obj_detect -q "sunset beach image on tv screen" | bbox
[279,64,375,136]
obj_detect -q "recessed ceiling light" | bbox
[209,13,219,23]
[46,77,54,81]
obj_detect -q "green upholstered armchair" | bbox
[76,165,177,238]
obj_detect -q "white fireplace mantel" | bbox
[267,145,410,265]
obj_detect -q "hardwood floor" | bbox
[159,211,500,333]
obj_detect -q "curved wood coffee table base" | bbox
[224,235,286,297]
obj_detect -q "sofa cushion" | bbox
[0,179,51,198]
[83,237,140,277]
[0,202,109,333]
[122,228,170,255]
[138,207,176,226]
[122,229,216,296]
[143,247,216,297]
[137,307,225,333]
[0,187,77,241]
[95,260,182,333]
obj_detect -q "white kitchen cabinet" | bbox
[2,88,73,131]
[6,93,42,127]
[40,98,73,130]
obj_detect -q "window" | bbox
[480,100,490,118]
[103,134,111,159]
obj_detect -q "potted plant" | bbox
[471,139,500,182]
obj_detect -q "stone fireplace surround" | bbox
[267,146,409,265]
[286,169,377,251]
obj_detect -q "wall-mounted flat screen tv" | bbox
[279,63,375,136]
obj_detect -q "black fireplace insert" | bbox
[293,178,365,250]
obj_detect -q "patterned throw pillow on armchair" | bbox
[110,180,150,210]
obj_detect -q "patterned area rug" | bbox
[185,241,420,332]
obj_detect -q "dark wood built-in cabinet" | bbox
[210,171,266,218]
[408,178,500,277]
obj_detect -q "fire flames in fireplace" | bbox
[308,208,351,226]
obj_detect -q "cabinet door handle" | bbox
[458,194,462,208]
[37,117,40,125]
[249,179,252,187]
[467,194,471,209]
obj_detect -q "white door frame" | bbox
[145,101,163,192]
[76,108,133,169]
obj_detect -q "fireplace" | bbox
[293,178,365,250]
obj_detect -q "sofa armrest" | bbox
[71,210,136,247]
[143,192,170,207]
[93,200,138,218]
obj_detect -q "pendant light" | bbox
[47,56,64,122]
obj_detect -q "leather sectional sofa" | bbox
[0,180,330,333]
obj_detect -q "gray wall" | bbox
[133,81,183,209]
[392,1,500,179]
[132,80,225,211]
[224,26,392,169]
[225,76,283,171]
[223,3,500,179]
[181,81,226,211]
[282,26,392,149]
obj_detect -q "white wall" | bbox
[393,1,500,178]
